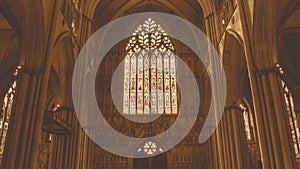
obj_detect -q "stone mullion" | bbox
[214,127,223,169]
[80,129,87,169]
[65,135,71,168]
[231,108,242,168]
[58,136,65,169]
[220,118,228,169]
[210,133,219,169]
[226,109,237,169]
[63,136,70,168]
[47,136,55,169]
[225,112,233,169]
[74,125,80,169]
[69,117,75,169]
[82,133,87,169]
[219,119,226,169]
[216,121,223,169]
[85,135,91,169]
[65,115,74,169]
[229,108,240,169]
[80,15,91,48]
[52,137,59,168]
[82,132,92,169]
[71,116,79,169]
[62,136,69,168]
[53,136,60,168]
[76,127,84,169]
[70,114,77,169]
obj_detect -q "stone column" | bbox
[210,132,221,169]
[214,106,250,169]
[253,67,297,168]
[2,67,44,169]
[236,0,298,168]
[205,12,225,169]
[218,125,226,169]
[226,106,250,169]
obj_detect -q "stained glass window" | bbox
[123,18,177,115]
[137,141,163,155]
[281,80,300,155]
[0,81,17,159]
[240,104,252,141]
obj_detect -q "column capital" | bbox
[204,12,214,20]
[82,14,92,22]
[255,63,283,76]
[15,65,41,76]
[224,105,243,111]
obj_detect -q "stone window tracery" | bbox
[123,18,178,115]
[0,81,17,159]
[281,80,300,155]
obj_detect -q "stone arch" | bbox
[0,1,21,38]
[222,31,247,105]
[51,33,75,106]
[14,0,45,69]
[0,1,46,168]
[84,0,212,21]
[277,3,300,127]
[89,0,206,36]
[252,0,278,68]
[0,12,20,103]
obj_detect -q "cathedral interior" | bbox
[1,0,300,169]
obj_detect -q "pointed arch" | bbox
[123,18,178,115]
[222,31,247,105]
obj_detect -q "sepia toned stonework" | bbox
[1,0,300,169]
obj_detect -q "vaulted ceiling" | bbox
[0,13,15,67]
[278,4,300,106]
[92,0,204,30]
[0,13,19,92]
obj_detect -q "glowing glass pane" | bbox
[281,80,300,155]
[0,81,17,158]
[241,104,251,141]
[143,141,157,155]
[123,18,177,115]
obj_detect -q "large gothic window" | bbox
[123,18,178,115]
[281,80,300,155]
[0,81,17,160]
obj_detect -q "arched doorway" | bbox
[152,154,167,169]
[133,154,167,169]
[133,158,149,169]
